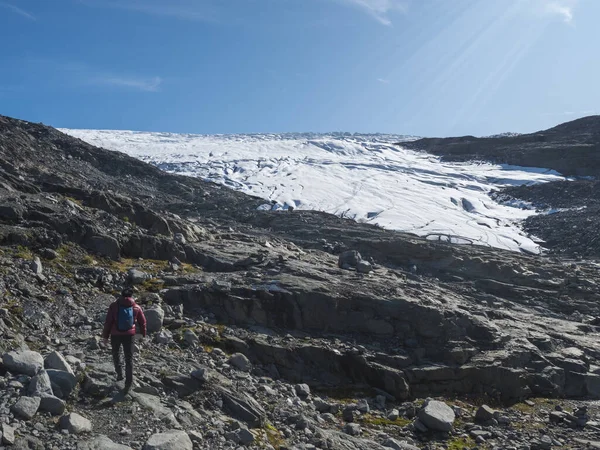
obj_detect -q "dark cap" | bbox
[121,288,134,297]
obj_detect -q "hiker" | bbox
[102,288,147,391]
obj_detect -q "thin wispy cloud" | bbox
[78,0,217,22]
[0,1,36,20]
[334,0,408,26]
[377,78,390,84]
[89,75,163,92]
[25,58,162,93]
[529,0,577,24]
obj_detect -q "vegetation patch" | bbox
[361,414,411,428]
[447,436,476,450]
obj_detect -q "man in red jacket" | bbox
[102,288,147,391]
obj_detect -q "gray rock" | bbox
[44,351,74,375]
[131,392,179,426]
[356,399,370,413]
[13,436,45,450]
[155,329,173,344]
[86,235,121,260]
[11,396,41,420]
[387,409,400,421]
[143,430,193,450]
[356,260,372,274]
[229,353,252,372]
[39,394,66,416]
[295,383,311,398]
[183,329,199,346]
[190,367,210,383]
[31,257,43,275]
[2,350,44,376]
[218,386,266,428]
[314,397,331,413]
[145,306,165,334]
[174,233,186,245]
[475,404,496,422]
[313,428,387,450]
[2,423,15,445]
[418,400,455,432]
[60,412,93,434]
[383,438,420,450]
[234,428,254,445]
[344,423,362,436]
[128,268,150,285]
[78,435,134,450]
[82,370,112,398]
[27,370,54,396]
[47,369,78,399]
[338,250,362,269]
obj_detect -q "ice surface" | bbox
[61,129,565,254]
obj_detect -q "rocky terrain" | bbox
[403,116,600,258]
[2,114,600,449]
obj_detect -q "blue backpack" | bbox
[117,302,134,332]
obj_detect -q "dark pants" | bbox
[111,334,134,384]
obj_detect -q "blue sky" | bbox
[0,0,597,136]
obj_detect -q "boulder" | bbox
[2,350,44,376]
[183,329,199,346]
[475,404,496,422]
[11,396,41,420]
[145,306,165,334]
[383,438,420,450]
[60,412,92,434]
[82,370,112,398]
[39,394,66,415]
[218,386,266,427]
[1,424,15,445]
[295,383,311,398]
[28,370,54,396]
[44,351,75,374]
[47,369,78,399]
[418,400,455,432]
[232,428,254,445]
[155,329,173,344]
[143,430,193,450]
[31,257,43,275]
[229,353,252,372]
[128,268,150,285]
[78,435,134,450]
[86,235,121,260]
[356,260,373,274]
[338,250,362,269]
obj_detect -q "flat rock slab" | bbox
[39,394,66,416]
[78,435,133,450]
[143,430,192,450]
[11,396,41,420]
[60,412,92,434]
[2,350,43,376]
[28,370,54,396]
[45,351,74,374]
[418,400,455,432]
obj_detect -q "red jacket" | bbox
[102,297,147,339]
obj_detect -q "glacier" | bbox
[61,129,565,254]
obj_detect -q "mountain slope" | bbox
[2,114,600,448]
[401,115,600,176]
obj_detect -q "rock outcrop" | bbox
[0,114,600,448]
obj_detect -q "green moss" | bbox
[361,414,411,427]
[15,245,33,259]
[447,436,476,450]
[140,278,165,292]
[263,422,285,449]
